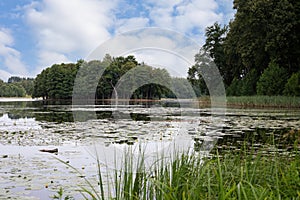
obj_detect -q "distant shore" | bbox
[0,96,299,108]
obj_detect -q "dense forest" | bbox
[188,0,300,96]
[1,0,299,99]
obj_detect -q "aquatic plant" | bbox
[56,146,300,200]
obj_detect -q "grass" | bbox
[55,144,300,200]
[226,96,300,108]
[197,95,300,108]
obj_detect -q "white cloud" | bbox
[0,28,28,81]
[24,0,118,67]
[115,17,150,33]
[19,0,234,78]
[87,28,200,78]
[147,0,224,38]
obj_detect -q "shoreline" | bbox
[0,96,299,109]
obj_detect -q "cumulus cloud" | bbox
[0,28,28,81]
[24,0,118,67]
[87,28,200,78]
[146,0,223,37]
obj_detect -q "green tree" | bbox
[0,83,26,97]
[226,69,259,96]
[223,0,299,91]
[96,55,138,100]
[187,50,223,96]
[256,61,288,95]
[284,72,300,96]
[32,63,78,99]
[203,23,230,86]
[168,77,195,98]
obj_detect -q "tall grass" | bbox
[226,96,300,108]
[197,95,300,108]
[56,145,300,200]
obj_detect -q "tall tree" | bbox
[224,0,300,80]
[203,23,230,86]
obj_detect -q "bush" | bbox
[226,69,258,96]
[256,61,288,95]
[226,78,241,96]
[284,72,300,96]
[0,83,26,97]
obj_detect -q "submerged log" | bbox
[39,148,58,153]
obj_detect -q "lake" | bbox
[0,99,299,199]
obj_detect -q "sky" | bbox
[0,0,235,81]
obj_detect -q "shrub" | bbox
[226,69,258,96]
[256,61,288,95]
[284,72,300,96]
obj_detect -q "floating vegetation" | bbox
[0,101,300,199]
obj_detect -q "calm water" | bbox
[0,99,299,199]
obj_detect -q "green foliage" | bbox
[224,0,299,78]
[131,67,172,99]
[32,62,79,99]
[284,71,300,96]
[0,83,26,97]
[227,70,259,96]
[167,77,196,99]
[226,96,300,108]
[256,62,288,95]
[59,147,300,199]
[32,55,172,100]
[190,0,300,96]
[97,55,138,99]
[203,23,230,86]
[0,77,35,97]
[188,51,222,96]
[226,78,241,96]
[8,76,23,83]
[19,78,34,96]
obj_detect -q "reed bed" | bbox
[55,144,300,200]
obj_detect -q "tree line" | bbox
[188,0,300,96]
[31,55,195,100]
[0,77,34,97]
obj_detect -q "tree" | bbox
[187,50,224,96]
[203,23,230,86]
[0,83,26,97]
[256,61,288,96]
[188,0,300,96]
[223,0,300,95]
[226,69,259,96]
[8,76,22,83]
[97,55,138,100]
[32,63,78,99]
[168,77,195,98]
[284,72,300,96]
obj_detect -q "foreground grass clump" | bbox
[57,148,300,200]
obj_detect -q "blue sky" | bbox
[0,0,235,81]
